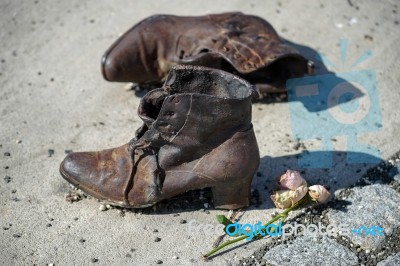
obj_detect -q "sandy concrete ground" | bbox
[1,0,399,265]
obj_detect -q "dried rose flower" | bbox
[271,185,308,209]
[277,170,307,190]
[308,185,330,203]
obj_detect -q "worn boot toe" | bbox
[60,151,98,191]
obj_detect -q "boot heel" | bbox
[211,179,251,209]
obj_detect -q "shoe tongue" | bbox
[137,88,169,126]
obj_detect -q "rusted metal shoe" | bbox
[60,65,260,209]
[101,12,314,98]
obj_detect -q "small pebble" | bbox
[364,34,373,41]
[179,219,187,224]
[124,83,134,91]
[4,176,12,183]
[48,149,55,157]
[203,203,209,209]
[173,256,179,259]
[11,189,16,193]
[16,140,22,144]
[4,152,11,157]
[126,253,132,258]
[99,204,107,211]
[156,260,163,264]
[349,17,358,24]
[154,237,161,242]
[79,238,85,243]
[64,149,73,154]
[65,193,81,203]
[48,264,54,266]
[13,233,21,238]
[91,258,98,263]
[335,23,344,28]
[153,229,158,233]
[46,223,52,227]
[3,224,12,230]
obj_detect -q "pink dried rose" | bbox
[271,185,308,209]
[308,185,330,203]
[277,170,307,190]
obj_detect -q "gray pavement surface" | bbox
[327,184,400,250]
[1,0,399,265]
[262,236,359,266]
[377,253,400,266]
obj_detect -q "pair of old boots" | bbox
[60,13,312,209]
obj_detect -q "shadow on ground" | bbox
[95,150,382,215]
[248,150,382,210]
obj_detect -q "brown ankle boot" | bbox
[101,12,313,98]
[60,65,260,209]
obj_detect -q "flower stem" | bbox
[203,197,309,259]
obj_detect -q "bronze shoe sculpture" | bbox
[60,65,260,209]
[101,12,314,98]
